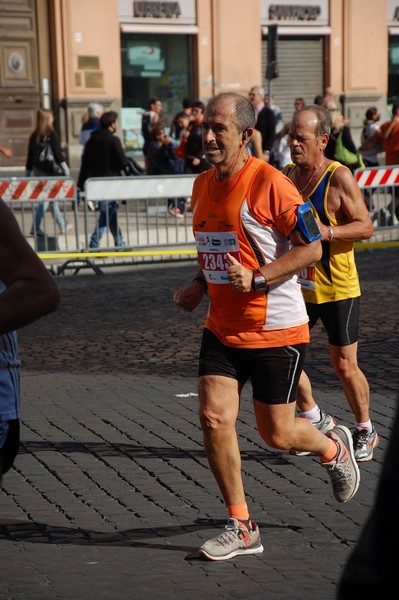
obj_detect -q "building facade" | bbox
[0,0,393,168]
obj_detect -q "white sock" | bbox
[300,405,321,424]
[356,420,372,432]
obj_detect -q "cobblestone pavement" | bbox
[0,247,398,600]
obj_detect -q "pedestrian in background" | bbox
[248,85,276,162]
[322,86,335,110]
[264,93,284,163]
[326,107,364,173]
[26,108,70,236]
[147,125,186,217]
[293,97,307,114]
[79,102,104,146]
[0,198,60,484]
[78,111,128,248]
[359,107,383,167]
[284,106,378,462]
[182,100,211,174]
[141,97,163,172]
[275,122,292,170]
[174,92,360,562]
[358,107,383,213]
[379,103,399,223]
[169,97,193,140]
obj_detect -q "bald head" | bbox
[206,93,256,132]
[288,106,331,167]
[292,106,332,137]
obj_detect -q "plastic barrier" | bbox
[355,165,399,240]
[2,177,79,255]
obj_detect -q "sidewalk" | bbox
[0,247,398,600]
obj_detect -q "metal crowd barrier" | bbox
[2,175,198,275]
[2,170,398,276]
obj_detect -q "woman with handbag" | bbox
[325,108,364,174]
[25,109,70,236]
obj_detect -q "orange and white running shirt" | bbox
[191,156,310,348]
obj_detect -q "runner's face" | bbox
[288,112,326,166]
[202,100,242,169]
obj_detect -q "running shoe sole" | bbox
[198,541,264,561]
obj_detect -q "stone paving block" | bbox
[0,248,397,599]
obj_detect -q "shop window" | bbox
[388,36,399,104]
[121,32,193,152]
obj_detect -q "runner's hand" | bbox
[226,253,252,292]
[173,283,204,312]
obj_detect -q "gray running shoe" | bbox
[352,426,380,462]
[290,409,336,456]
[322,425,360,503]
[198,518,264,561]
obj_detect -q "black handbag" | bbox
[33,137,64,175]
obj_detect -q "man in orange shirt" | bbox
[380,103,399,222]
[174,92,360,561]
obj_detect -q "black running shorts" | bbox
[198,328,307,405]
[0,419,20,478]
[306,297,359,346]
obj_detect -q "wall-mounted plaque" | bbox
[78,55,100,70]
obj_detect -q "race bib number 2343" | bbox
[195,231,241,284]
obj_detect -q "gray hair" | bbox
[250,85,265,97]
[206,93,256,132]
[87,102,104,118]
[296,105,332,136]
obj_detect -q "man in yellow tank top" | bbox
[174,93,361,562]
[284,106,379,463]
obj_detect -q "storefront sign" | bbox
[269,4,320,21]
[119,0,196,25]
[261,0,328,26]
[389,0,399,22]
[133,2,181,18]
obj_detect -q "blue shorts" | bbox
[0,331,21,421]
[199,328,307,405]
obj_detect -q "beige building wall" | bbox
[329,0,388,141]
[196,0,214,99]
[51,0,122,165]
[46,0,390,164]
[202,0,262,98]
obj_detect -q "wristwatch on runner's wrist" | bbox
[251,269,269,293]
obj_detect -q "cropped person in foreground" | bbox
[0,199,60,483]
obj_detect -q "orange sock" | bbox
[227,502,250,522]
[319,439,339,463]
